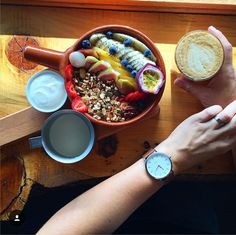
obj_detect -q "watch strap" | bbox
[162,170,175,184]
[142,148,156,159]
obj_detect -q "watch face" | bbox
[145,153,172,179]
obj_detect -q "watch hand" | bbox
[156,165,161,171]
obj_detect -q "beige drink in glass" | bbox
[175,30,224,81]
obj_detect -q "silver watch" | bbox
[144,149,174,181]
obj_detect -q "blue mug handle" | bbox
[29,136,42,149]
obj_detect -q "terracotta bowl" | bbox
[24,25,166,127]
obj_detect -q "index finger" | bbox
[208,26,232,65]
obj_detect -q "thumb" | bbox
[174,77,207,99]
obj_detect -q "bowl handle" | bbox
[24,46,65,71]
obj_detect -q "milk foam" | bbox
[187,43,215,75]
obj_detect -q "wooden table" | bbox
[1,1,236,220]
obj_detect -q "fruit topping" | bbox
[131,70,137,78]
[84,56,99,70]
[123,38,132,47]
[69,51,85,68]
[97,68,119,82]
[90,33,156,72]
[121,59,128,67]
[126,64,133,72]
[81,40,91,48]
[112,33,156,61]
[124,91,146,101]
[65,30,163,122]
[72,96,88,113]
[137,63,164,94]
[89,33,105,45]
[109,46,118,55]
[66,80,78,98]
[89,60,111,74]
[94,47,130,77]
[106,31,113,38]
[115,76,138,95]
[79,49,99,58]
[144,49,151,57]
[65,64,74,81]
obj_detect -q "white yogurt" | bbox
[26,70,67,112]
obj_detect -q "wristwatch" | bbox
[143,148,174,183]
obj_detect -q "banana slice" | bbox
[97,38,123,53]
[91,32,157,73]
[96,38,106,49]
[128,53,144,63]
[89,33,105,45]
[113,33,156,62]
[118,47,134,60]
[109,40,124,51]
[130,60,143,70]
[117,47,129,59]
[124,51,141,61]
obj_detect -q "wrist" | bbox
[154,142,182,175]
[134,158,164,190]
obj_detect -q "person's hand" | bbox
[156,100,236,174]
[175,26,236,108]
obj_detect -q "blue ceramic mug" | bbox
[29,110,95,163]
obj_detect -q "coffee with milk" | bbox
[175,30,224,81]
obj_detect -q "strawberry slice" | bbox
[66,81,77,99]
[124,91,146,102]
[71,97,88,113]
[65,64,74,81]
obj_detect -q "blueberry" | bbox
[131,70,137,78]
[106,31,113,38]
[126,64,133,72]
[137,101,147,109]
[123,38,132,47]
[81,40,91,48]
[144,49,151,56]
[109,46,118,55]
[121,59,128,66]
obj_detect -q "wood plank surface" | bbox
[1,5,236,219]
[2,0,236,15]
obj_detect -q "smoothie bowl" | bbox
[24,25,166,127]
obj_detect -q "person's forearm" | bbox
[37,158,163,235]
